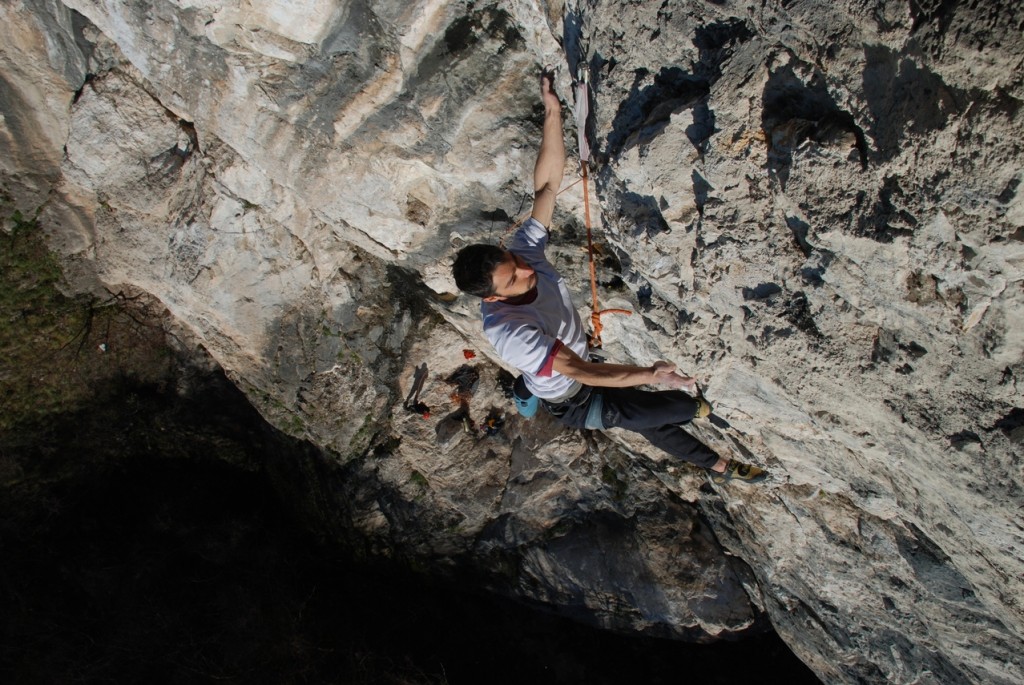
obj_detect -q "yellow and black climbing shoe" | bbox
[711,459,768,485]
[695,397,712,419]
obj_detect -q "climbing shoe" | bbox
[710,459,768,485]
[695,397,712,419]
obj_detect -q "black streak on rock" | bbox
[784,291,822,338]
[993,408,1024,440]
[855,175,917,243]
[742,282,783,300]
[762,62,868,188]
[786,215,813,257]
[607,67,710,157]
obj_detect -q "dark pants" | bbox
[543,386,719,469]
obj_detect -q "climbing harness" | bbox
[574,64,630,348]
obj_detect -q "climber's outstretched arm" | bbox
[531,70,565,228]
[551,343,698,392]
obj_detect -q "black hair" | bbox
[452,243,507,298]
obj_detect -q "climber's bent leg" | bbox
[600,387,720,469]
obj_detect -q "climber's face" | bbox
[485,250,536,301]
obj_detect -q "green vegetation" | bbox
[345,412,378,459]
[0,207,173,434]
[601,463,629,501]
[336,339,361,364]
[286,412,305,434]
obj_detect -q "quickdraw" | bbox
[575,64,630,348]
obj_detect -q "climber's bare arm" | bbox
[531,70,566,229]
[550,344,697,392]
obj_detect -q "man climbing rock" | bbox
[452,69,766,485]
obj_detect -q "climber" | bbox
[451,69,766,484]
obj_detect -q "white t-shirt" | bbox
[482,218,589,399]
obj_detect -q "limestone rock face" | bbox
[2,0,1023,682]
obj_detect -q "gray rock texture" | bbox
[2,0,1022,682]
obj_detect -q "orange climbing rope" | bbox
[580,161,631,347]
[576,65,630,348]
